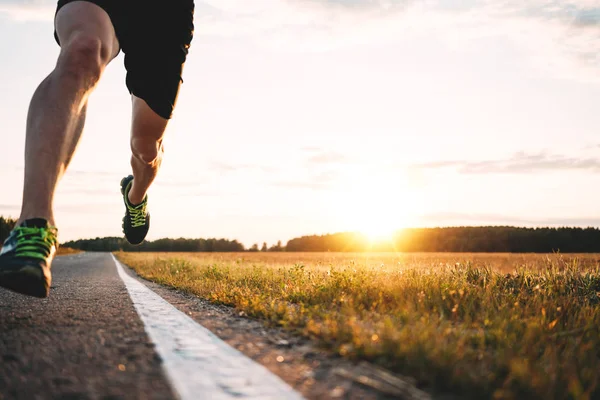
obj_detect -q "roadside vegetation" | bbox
[56,246,81,255]
[115,252,600,399]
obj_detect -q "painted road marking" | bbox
[112,254,305,400]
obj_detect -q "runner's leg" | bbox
[127,96,168,205]
[120,0,193,244]
[18,1,119,226]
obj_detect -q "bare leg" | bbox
[127,96,168,205]
[17,2,119,227]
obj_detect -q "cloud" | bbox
[58,187,116,197]
[291,147,600,189]
[418,211,600,227]
[272,180,331,190]
[304,149,353,165]
[412,151,600,174]
[3,0,597,80]
[488,1,600,77]
[0,204,19,213]
[66,169,120,177]
[0,0,54,20]
[196,0,600,80]
[208,161,277,174]
[271,169,339,190]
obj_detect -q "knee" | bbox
[131,137,163,165]
[56,33,111,87]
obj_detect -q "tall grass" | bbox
[115,252,600,399]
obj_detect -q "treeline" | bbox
[248,241,284,252]
[63,237,245,252]
[4,214,600,253]
[0,216,16,243]
[287,227,600,253]
[65,227,600,253]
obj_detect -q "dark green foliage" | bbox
[268,240,284,252]
[0,216,16,244]
[63,236,245,252]
[286,227,600,253]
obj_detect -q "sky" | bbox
[0,0,599,247]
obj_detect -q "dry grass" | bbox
[115,251,600,399]
[56,246,81,256]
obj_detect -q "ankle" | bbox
[127,189,146,206]
[17,214,55,228]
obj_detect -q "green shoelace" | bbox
[15,226,58,260]
[128,201,148,228]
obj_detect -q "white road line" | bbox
[111,254,305,400]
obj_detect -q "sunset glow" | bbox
[0,1,599,247]
[338,171,417,243]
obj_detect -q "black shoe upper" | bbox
[121,175,150,245]
[0,218,57,298]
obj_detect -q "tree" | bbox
[0,216,16,244]
[269,240,283,252]
[261,242,268,252]
[249,243,259,252]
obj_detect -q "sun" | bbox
[333,169,420,244]
[353,208,405,243]
[360,222,398,243]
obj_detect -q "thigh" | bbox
[54,0,120,61]
[131,95,168,142]
[123,1,194,120]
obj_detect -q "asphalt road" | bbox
[0,252,175,400]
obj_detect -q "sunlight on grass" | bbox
[115,252,600,398]
[57,246,81,255]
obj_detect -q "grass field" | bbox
[115,252,600,399]
[57,246,81,256]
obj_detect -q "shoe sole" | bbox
[0,265,49,298]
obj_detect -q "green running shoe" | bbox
[121,175,150,245]
[0,218,58,298]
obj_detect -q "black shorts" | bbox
[55,0,194,119]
